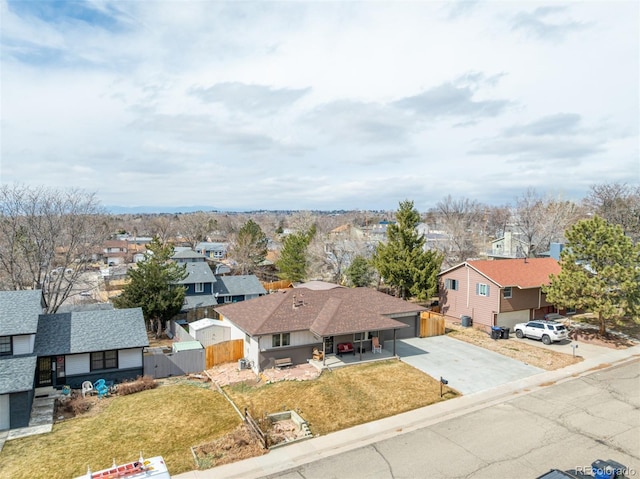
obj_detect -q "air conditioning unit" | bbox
[238,358,247,370]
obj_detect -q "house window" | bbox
[272,333,290,348]
[0,336,11,356]
[195,283,204,293]
[91,350,118,370]
[224,296,232,303]
[445,279,459,291]
[503,287,512,299]
[565,308,576,315]
[476,283,490,297]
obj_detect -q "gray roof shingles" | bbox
[0,290,45,336]
[177,263,217,285]
[34,307,148,356]
[0,355,37,394]
[214,275,267,296]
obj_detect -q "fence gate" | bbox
[205,339,244,369]
[420,311,446,337]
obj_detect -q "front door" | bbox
[36,357,52,387]
[324,336,334,354]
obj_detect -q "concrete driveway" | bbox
[390,335,544,395]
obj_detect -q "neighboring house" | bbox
[195,242,228,260]
[214,284,425,372]
[438,258,561,330]
[177,262,218,311]
[487,231,530,259]
[103,240,129,265]
[0,290,148,431]
[213,275,266,304]
[0,290,46,430]
[172,249,208,263]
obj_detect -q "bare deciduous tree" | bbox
[0,185,108,313]
[434,195,485,266]
[585,183,640,243]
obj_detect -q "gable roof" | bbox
[34,307,148,356]
[214,275,266,296]
[215,287,423,337]
[0,356,37,394]
[440,258,560,289]
[172,249,207,261]
[0,290,45,336]
[177,262,217,285]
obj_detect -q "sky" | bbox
[1,1,638,212]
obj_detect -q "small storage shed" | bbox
[172,341,203,353]
[188,318,231,347]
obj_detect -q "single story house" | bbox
[438,257,561,330]
[214,283,425,372]
[0,289,148,431]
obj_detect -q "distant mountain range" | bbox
[105,205,226,214]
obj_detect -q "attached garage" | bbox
[497,310,530,329]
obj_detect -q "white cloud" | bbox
[0,0,637,211]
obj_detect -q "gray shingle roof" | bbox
[0,290,45,336]
[0,355,37,394]
[172,249,207,261]
[182,295,219,310]
[214,275,266,296]
[34,307,148,356]
[177,263,217,285]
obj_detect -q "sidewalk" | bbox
[174,344,640,479]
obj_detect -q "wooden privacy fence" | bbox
[261,280,293,292]
[205,339,244,369]
[420,311,446,337]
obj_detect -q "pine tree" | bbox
[276,227,315,283]
[231,219,268,274]
[113,237,187,337]
[373,200,443,300]
[543,216,640,334]
[345,255,375,287]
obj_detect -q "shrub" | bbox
[116,376,159,396]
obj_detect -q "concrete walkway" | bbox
[394,336,544,394]
[174,344,640,479]
[0,393,59,452]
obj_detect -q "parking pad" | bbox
[393,336,544,395]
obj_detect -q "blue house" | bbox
[0,290,148,431]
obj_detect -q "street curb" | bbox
[174,345,640,479]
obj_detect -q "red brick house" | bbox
[438,258,561,330]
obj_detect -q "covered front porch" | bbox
[309,340,397,370]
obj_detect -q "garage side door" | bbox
[497,310,530,330]
[0,394,9,430]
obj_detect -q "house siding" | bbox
[439,267,500,328]
[9,390,33,429]
[499,288,541,313]
[13,334,34,355]
[66,353,90,375]
[118,348,143,369]
[0,394,9,430]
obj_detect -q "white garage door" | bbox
[0,394,10,430]
[497,310,530,329]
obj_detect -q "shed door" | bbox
[0,394,9,430]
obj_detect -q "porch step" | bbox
[28,396,56,427]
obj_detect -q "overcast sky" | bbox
[1,1,638,212]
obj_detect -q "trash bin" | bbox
[491,326,502,340]
[461,315,472,327]
[501,327,510,339]
[591,459,626,479]
[238,358,246,370]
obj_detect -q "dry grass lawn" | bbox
[0,360,458,478]
[0,381,242,479]
[446,324,582,370]
[225,359,459,436]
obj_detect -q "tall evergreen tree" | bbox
[113,237,187,337]
[276,227,315,283]
[345,255,375,287]
[230,219,268,274]
[373,200,443,300]
[543,216,640,335]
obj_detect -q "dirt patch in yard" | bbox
[446,323,582,370]
[193,424,267,469]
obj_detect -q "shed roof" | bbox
[0,290,45,336]
[189,317,229,331]
[172,341,203,352]
[34,307,148,356]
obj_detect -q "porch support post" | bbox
[359,331,363,361]
[393,329,397,356]
[322,337,326,366]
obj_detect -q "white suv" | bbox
[514,320,568,345]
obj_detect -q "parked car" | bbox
[514,320,568,345]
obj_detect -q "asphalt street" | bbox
[176,346,640,479]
